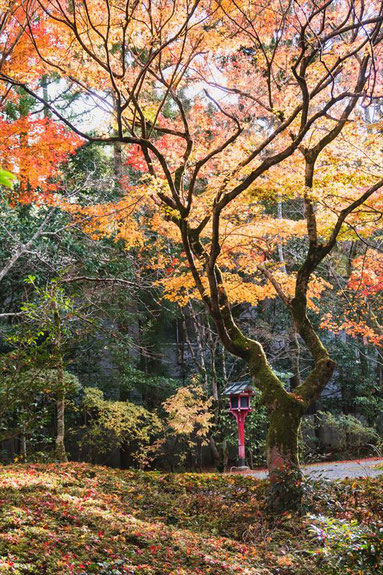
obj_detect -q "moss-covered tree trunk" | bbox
[265,398,304,510]
[266,400,302,474]
[249,361,306,509]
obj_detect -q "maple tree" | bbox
[0,115,82,202]
[162,384,214,467]
[1,0,383,506]
[163,384,213,440]
[0,2,81,202]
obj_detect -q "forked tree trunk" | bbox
[247,344,334,511]
[258,354,334,510]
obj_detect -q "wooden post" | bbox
[231,408,249,468]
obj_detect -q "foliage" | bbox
[0,169,16,189]
[299,412,380,463]
[5,278,76,357]
[81,388,163,468]
[321,249,383,347]
[317,411,379,457]
[163,385,213,442]
[309,514,383,574]
[0,116,81,202]
[117,364,178,407]
[0,364,79,446]
[0,464,382,574]
[161,384,214,468]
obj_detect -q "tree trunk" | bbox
[113,141,123,182]
[53,299,68,463]
[209,435,221,470]
[267,401,302,471]
[248,356,306,510]
[265,399,303,511]
[20,432,27,461]
[222,439,229,471]
[56,390,67,463]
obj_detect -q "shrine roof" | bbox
[223,381,255,396]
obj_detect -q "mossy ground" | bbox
[0,463,381,574]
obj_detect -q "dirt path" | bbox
[243,457,383,480]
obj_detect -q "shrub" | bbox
[308,514,383,574]
[300,412,378,461]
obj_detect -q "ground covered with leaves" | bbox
[0,463,381,574]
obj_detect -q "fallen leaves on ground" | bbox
[0,463,381,574]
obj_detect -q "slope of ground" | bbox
[0,463,382,574]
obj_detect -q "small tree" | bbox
[0,366,79,461]
[5,277,80,461]
[163,384,214,469]
[81,387,162,467]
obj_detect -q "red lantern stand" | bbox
[225,383,254,469]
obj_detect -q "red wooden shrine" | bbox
[224,382,254,469]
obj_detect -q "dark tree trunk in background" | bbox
[53,301,68,463]
[56,389,67,463]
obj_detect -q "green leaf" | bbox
[0,168,17,188]
[24,275,37,284]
